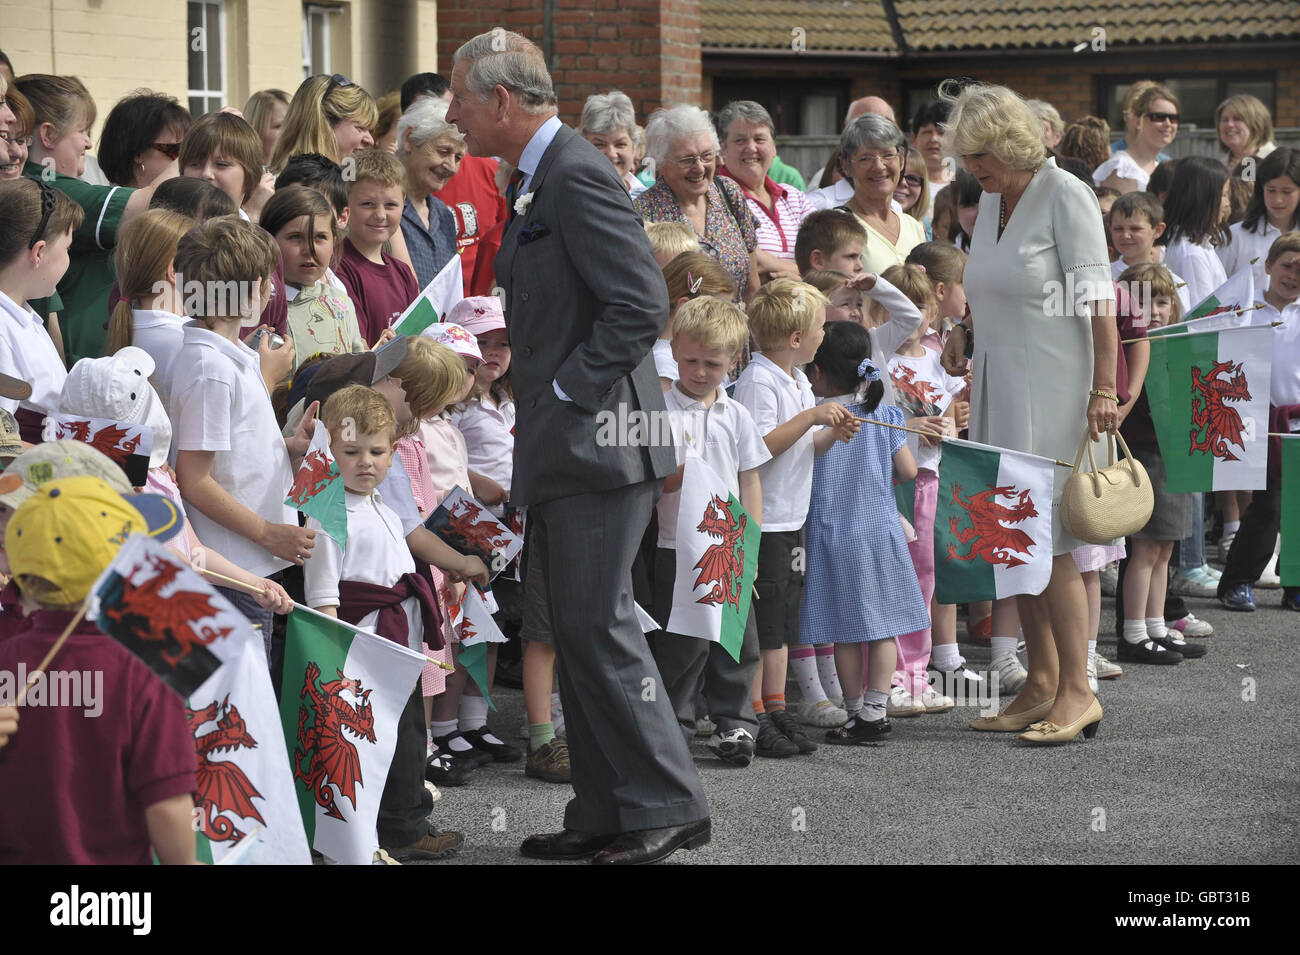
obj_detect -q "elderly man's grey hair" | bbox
[644,105,720,168]
[452,29,557,113]
[715,100,775,142]
[395,96,464,156]
[581,91,637,138]
[839,112,905,161]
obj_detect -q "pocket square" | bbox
[518,221,551,244]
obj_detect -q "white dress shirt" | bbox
[732,354,817,532]
[1220,220,1282,294]
[130,308,187,412]
[0,289,67,416]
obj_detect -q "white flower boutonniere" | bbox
[514,191,534,216]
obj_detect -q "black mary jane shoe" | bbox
[824,716,891,745]
[1150,635,1207,659]
[591,818,712,866]
[1115,638,1184,665]
[520,829,617,861]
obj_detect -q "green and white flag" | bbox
[278,607,425,865]
[286,419,347,550]
[1182,265,1256,323]
[665,456,759,663]
[189,636,311,865]
[456,585,506,711]
[934,437,1055,604]
[1280,436,1300,588]
[391,254,464,337]
[1146,325,1271,491]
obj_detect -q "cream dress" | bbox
[963,158,1115,554]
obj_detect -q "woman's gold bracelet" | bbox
[1089,389,1119,403]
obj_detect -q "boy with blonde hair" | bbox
[649,296,771,765]
[337,149,420,345]
[734,279,859,749]
[304,383,463,860]
[794,209,868,276]
[645,221,700,268]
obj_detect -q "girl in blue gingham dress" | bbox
[801,321,928,743]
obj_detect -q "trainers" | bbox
[918,686,955,713]
[1169,612,1214,637]
[695,717,718,738]
[1100,562,1119,597]
[1116,637,1183,665]
[1282,591,1300,611]
[1218,582,1256,612]
[1199,563,1223,581]
[1169,568,1217,598]
[769,707,818,753]
[800,698,849,727]
[1086,654,1099,694]
[1093,654,1123,680]
[930,663,987,700]
[425,751,473,787]
[887,686,926,717]
[1257,561,1282,590]
[706,728,756,766]
[524,738,572,783]
[386,825,464,861]
[460,727,523,763]
[755,712,800,758]
[1217,533,1236,564]
[824,715,891,745]
[989,652,1028,694]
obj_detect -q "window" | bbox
[304,5,340,79]
[187,0,227,117]
[1099,74,1276,131]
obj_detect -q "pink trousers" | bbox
[893,469,937,696]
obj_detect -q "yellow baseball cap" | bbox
[5,475,183,605]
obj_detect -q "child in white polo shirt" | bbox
[650,296,771,766]
[733,279,860,754]
[170,216,318,640]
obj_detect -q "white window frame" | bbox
[187,0,228,116]
[303,4,340,79]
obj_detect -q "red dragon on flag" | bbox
[444,497,512,553]
[294,663,377,820]
[1189,360,1251,461]
[946,483,1038,568]
[187,696,266,843]
[287,449,338,507]
[101,552,234,665]
[692,494,747,611]
[56,420,143,467]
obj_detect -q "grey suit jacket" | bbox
[495,124,677,506]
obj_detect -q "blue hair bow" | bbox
[857,358,880,382]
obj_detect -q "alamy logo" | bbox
[49,885,151,935]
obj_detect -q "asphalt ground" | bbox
[416,590,1298,866]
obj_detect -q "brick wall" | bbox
[438,0,703,126]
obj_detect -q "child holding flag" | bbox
[303,384,463,861]
[802,322,927,744]
[651,296,771,764]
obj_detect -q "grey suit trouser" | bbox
[530,478,710,833]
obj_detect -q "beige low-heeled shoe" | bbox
[968,697,1055,732]
[1018,697,1103,745]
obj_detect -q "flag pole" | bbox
[15,597,91,705]
[1120,313,1277,345]
[853,416,1076,468]
[196,566,455,670]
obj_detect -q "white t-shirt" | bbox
[1163,237,1228,308]
[653,339,677,382]
[1220,220,1282,294]
[732,353,817,532]
[656,383,771,548]
[130,308,187,412]
[1092,150,1151,191]
[170,321,297,577]
[1110,257,1193,314]
[450,394,516,507]
[1256,292,1300,407]
[0,289,67,417]
[304,488,424,652]
[887,350,965,471]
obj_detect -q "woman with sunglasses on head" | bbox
[97,91,191,189]
[269,74,377,174]
[15,75,180,366]
[1093,84,1179,195]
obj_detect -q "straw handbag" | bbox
[1061,429,1154,543]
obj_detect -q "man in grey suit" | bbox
[447,29,711,865]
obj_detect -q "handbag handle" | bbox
[1071,427,1145,499]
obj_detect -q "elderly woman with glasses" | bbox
[939,83,1118,746]
[836,113,927,273]
[634,105,760,302]
[716,99,813,282]
[1093,83,1179,194]
[581,91,645,197]
[396,95,465,289]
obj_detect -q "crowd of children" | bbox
[0,57,1296,865]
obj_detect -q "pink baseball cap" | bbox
[423,322,485,365]
[447,296,506,337]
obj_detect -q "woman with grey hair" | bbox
[1026,99,1064,151]
[396,95,464,287]
[634,105,760,301]
[581,91,644,196]
[717,99,813,281]
[938,82,1118,745]
[837,113,926,272]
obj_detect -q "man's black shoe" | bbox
[590,818,711,865]
[519,828,617,860]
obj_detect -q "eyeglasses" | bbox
[29,181,57,250]
[1145,112,1179,125]
[673,150,716,169]
[151,141,183,160]
[901,174,925,188]
[851,149,899,167]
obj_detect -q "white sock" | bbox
[788,650,827,704]
[1223,520,1240,536]
[1123,619,1155,647]
[932,643,964,671]
[1088,639,1097,657]
[458,694,489,732]
[816,647,843,701]
[843,694,863,717]
[429,719,458,740]
[1145,616,1169,640]
[862,689,889,722]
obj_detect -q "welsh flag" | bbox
[286,419,347,550]
[43,413,154,485]
[1280,437,1300,588]
[392,255,463,337]
[189,635,311,865]
[934,438,1055,603]
[1181,265,1256,323]
[278,607,426,865]
[455,585,506,710]
[665,457,760,663]
[1146,326,1271,491]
